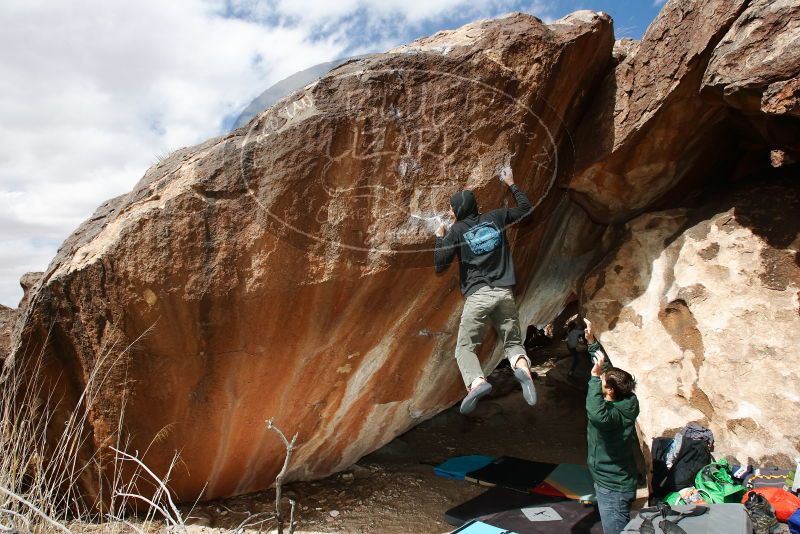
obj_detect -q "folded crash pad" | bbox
[532,463,596,503]
[464,456,557,492]
[445,486,602,533]
[435,455,496,481]
[445,486,564,527]
[622,503,752,534]
[480,501,603,534]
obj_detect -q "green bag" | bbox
[694,459,746,503]
[664,486,713,505]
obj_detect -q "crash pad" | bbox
[623,503,753,533]
[532,463,596,503]
[445,486,563,526]
[464,456,557,492]
[435,455,496,481]
[450,520,519,534]
[481,501,603,533]
[445,486,602,533]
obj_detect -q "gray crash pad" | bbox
[622,504,752,534]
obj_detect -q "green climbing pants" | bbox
[455,285,529,388]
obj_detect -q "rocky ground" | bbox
[76,342,593,533]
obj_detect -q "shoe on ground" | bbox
[513,367,537,406]
[460,381,492,415]
[745,492,778,534]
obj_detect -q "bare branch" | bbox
[266,419,298,534]
[110,446,184,528]
[113,492,174,527]
[234,511,275,533]
[288,498,297,534]
[183,481,208,528]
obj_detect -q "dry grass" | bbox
[0,324,180,533]
[1,324,298,534]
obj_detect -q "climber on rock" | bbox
[433,170,536,414]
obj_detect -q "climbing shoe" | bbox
[658,518,687,534]
[460,381,492,415]
[513,367,537,406]
[639,516,655,534]
[745,491,778,534]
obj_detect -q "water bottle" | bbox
[792,458,800,493]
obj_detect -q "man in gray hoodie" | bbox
[433,173,536,414]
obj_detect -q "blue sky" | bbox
[0,0,664,307]
[364,0,665,46]
[556,0,665,38]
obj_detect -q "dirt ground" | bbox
[166,345,594,534]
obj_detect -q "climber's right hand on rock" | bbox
[435,222,447,237]
[584,317,595,343]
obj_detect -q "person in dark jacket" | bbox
[433,171,536,414]
[584,318,640,534]
[565,320,586,377]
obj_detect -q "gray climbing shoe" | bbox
[513,367,537,406]
[659,519,688,534]
[639,516,656,534]
[460,381,492,414]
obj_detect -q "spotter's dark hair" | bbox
[604,367,636,399]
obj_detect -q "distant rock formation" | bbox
[0,305,16,360]
[1,272,41,360]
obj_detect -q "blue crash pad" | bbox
[451,519,519,534]
[435,455,496,481]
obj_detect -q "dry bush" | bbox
[1,325,298,533]
[0,324,170,532]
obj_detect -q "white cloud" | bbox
[0,238,59,307]
[0,0,554,307]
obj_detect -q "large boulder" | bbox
[9,13,614,502]
[701,0,800,159]
[581,178,800,465]
[568,0,749,223]
[702,0,800,115]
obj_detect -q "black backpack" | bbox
[651,437,712,498]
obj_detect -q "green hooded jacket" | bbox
[586,341,640,491]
